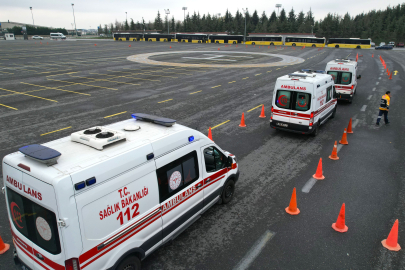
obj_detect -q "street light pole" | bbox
[275,4,282,16]
[182,7,187,30]
[164,9,170,35]
[71,3,77,37]
[29,7,35,26]
[242,8,247,43]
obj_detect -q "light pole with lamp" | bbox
[29,7,35,26]
[182,7,187,30]
[275,4,282,16]
[242,8,248,43]
[71,3,77,36]
[164,9,170,35]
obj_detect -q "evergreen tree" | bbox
[130,19,135,30]
[154,11,163,31]
[296,11,305,32]
[171,17,176,32]
[251,10,259,28]
[124,19,129,30]
[288,8,297,32]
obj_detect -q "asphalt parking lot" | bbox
[0,40,404,270]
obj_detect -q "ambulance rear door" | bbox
[5,163,66,270]
[273,84,292,125]
[288,82,312,127]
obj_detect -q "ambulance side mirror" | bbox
[357,75,361,79]
[226,157,233,169]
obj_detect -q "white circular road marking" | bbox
[127,51,305,68]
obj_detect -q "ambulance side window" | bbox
[156,151,199,203]
[204,147,227,173]
[326,86,332,102]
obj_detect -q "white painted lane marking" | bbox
[302,178,318,193]
[373,88,376,91]
[367,95,373,100]
[378,77,381,80]
[376,82,379,85]
[352,119,359,128]
[337,144,343,153]
[361,105,367,111]
[233,230,275,270]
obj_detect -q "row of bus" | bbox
[113,33,372,49]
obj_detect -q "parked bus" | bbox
[175,33,208,43]
[284,37,326,47]
[327,38,371,49]
[208,34,244,44]
[113,32,131,41]
[144,34,174,42]
[245,35,283,46]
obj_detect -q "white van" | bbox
[3,114,239,270]
[4,33,15,40]
[270,70,337,136]
[325,59,361,103]
[50,33,66,40]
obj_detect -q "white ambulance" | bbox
[270,70,337,136]
[3,113,239,270]
[325,59,361,103]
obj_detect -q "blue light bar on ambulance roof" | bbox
[75,181,86,190]
[188,136,194,142]
[19,144,61,166]
[131,113,176,127]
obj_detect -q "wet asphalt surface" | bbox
[0,40,404,270]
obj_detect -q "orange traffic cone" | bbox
[0,236,10,255]
[372,54,374,58]
[389,71,393,80]
[170,46,172,48]
[129,44,131,47]
[259,105,266,118]
[246,45,248,48]
[313,158,325,180]
[347,118,353,134]
[218,48,220,50]
[329,141,339,160]
[239,113,246,127]
[382,219,401,251]
[208,127,213,141]
[94,44,97,46]
[339,128,349,145]
[332,203,348,233]
[285,188,300,215]
[268,46,270,49]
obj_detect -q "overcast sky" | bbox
[1,0,404,29]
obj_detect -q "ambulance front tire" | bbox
[116,255,141,270]
[220,180,235,204]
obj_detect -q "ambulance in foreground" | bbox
[325,59,361,103]
[3,113,239,270]
[270,70,337,136]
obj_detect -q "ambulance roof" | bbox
[4,118,204,184]
[277,71,333,84]
[326,59,357,67]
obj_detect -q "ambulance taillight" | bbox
[65,258,80,270]
[309,112,314,126]
[270,106,274,120]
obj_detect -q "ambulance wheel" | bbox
[311,124,319,137]
[221,180,235,204]
[117,255,141,270]
[330,106,337,119]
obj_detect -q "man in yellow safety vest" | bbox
[376,91,391,125]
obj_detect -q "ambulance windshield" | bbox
[327,71,352,85]
[7,188,61,255]
[276,90,311,111]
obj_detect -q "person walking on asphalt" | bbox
[376,91,391,125]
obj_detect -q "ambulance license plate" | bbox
[276,123,288,127]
